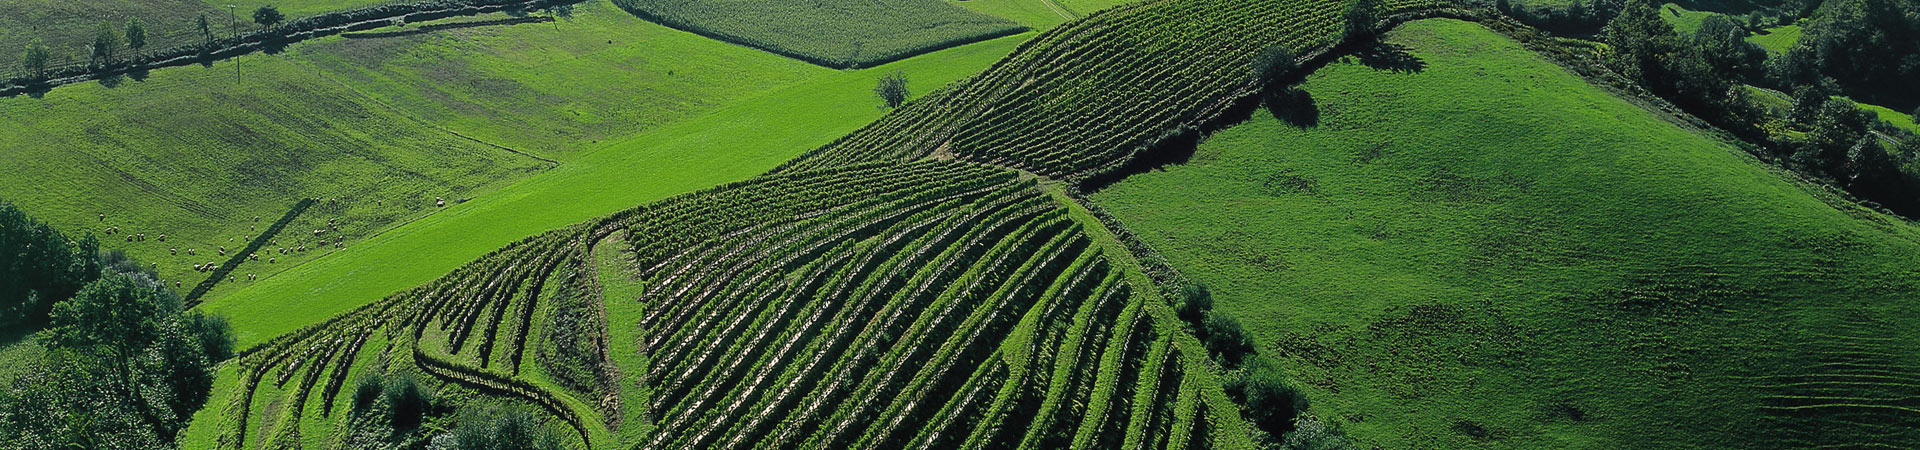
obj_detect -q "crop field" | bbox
[1091,18,1920,449]
[775,0,1455,182]
[607,0,1027,68]
[193,161,1256,450]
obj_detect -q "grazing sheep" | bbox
[192,264,202,271]
[98,213,105,221]
[270,257,276,264]
[187,248,195,255]
[170,248,177,255]
[436,197,445,207]
[175,281,181,288]
[158,234,165,241]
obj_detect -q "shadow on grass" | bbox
[1356,42,1425,73]
[1266,89,1319,128]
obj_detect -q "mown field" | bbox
[0,2,836,309]
[1092,18,1920,449]
[607,0,1026,68]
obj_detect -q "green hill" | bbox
[1091,18,1920,449]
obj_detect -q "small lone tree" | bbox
[22,38,50,79]
[90,22,122,65]
[547,3,575,29]
[254,6,285,30]
[125,17,148,56]
[197,13,214,44]
[875,70,909,108]
[1343,0,1385,41]
[1250,44,1299,92]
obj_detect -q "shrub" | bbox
[1202,312,1255,366]
[1343,0,1385,40]
[1173,283,1213,325]
[1282,415,1353,450]
[875,70,910,108]
[1226,355,1307,440]
[383,373,432,430]
[351,372,386,415]
[452,407,561,450]
[1250,45,1299,91]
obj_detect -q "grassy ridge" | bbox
[1092,18,1920,449]
[610,0,1026,68]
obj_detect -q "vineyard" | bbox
[773,0,1460,183]
[607,0,1027,69]
[203,161,1252,449]
[193,0,1471,448]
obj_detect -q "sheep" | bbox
[98,213,105,221]
[175,281,181,288]
[436,197,445,207]
[170,248,177,255]
[157,234,165,242]
[270,257,276,264]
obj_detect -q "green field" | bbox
[1745,23,1802,52]
[1093,18,1920,449]
[608,0,1025,68]
[194,31,1027,348]
[0,0,223,74]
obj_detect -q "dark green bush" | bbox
[1225,356,1308,441]
[384,373,432,430]
[1173,283,1213,326]
[452,407,561,450]
[351,372,386,416]
[1202,312,1255,366]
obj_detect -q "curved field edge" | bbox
[181,161,1263,449]
[191,34,1028,348]
[1089,18,1920,449]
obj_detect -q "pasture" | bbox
[606,0,1026,68]
[1092,18,1920,449]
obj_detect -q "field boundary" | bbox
[183,198,314,307]
[0,0,584,98]
[609,4,1030,69]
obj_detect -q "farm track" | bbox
[199,0,1484,448]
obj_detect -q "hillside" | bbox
[1091,18,1920,449]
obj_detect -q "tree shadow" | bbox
[1355,42,1425,73]
[1265,88,1319,128]
[128,68,151,82]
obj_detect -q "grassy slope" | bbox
[1745,23,1802,53]
[1093,18,1920,449]
[0,4,826,304]
[0,0,222,74]
[612,0,1022,67]
[196,33,1029,348]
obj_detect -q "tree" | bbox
[1249,44,1299,92]
[1602,0,1678,85]
[125,17,147,56]
[254,6,285,30]
[197,13,214,43]
[1343,0,1385,41]
[1226,356,1307,440]
[1911,106,1919,125]
[21,38,50,79]
[1789,78,1839,123]
[47,274,173,365]
[1202,313,1255,365]
[546,3,575,29]
[0,200,100,330]
[874,70,909,108]
[91,22,122,65]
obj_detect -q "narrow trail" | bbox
[1039,0,1076,20]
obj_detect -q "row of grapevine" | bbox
[772,0,1461,182]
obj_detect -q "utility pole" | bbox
[229,5,239,86]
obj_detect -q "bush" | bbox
[351,372,386,415]
[451,407,561,450]
[1282,415,1353,450]
[384,373,432,430]
[1226,355,1307,441]
[1250,45,1299,91]
[1173,283,1213,325]
[1202,312,1255,366]
[875,70,910,108]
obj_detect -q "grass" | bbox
[1092,18,1920,449]
[195,32,1029,348]
[0,3,833,310]
[1846,98,1920,134]
[1660,2,1721,34]
[1745,23,1801,53]
[0,0,223,74]
[609,0,1024,68]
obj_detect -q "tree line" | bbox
[0,199,233,450]
[16,6,284,79]
[1594,0,1920,216]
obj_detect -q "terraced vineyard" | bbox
[206,161,1251,449]
[773,0,1459,182]
[193,0,1473,448]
